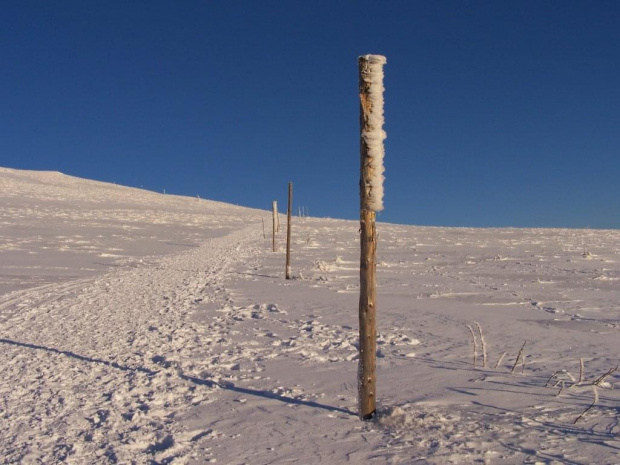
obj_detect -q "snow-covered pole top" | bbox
[359,54,387,212]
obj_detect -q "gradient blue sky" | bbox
[1,1,619,228]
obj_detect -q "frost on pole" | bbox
[359,54,387,212]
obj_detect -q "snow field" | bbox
[1,168,620,464]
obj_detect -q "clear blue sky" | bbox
[1,1,619,228]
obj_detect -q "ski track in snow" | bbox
[1,167,620,464]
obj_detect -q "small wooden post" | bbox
[274,201,280,233]
[285,182,293,279]
[272,201,277,252]
[358,54,387,421]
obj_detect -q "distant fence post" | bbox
[358,54,387,421]
[285,182,293,279]
[272,201,277,252]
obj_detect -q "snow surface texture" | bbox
[360,54,387,212]
[1,167,620,464]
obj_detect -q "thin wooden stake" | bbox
[285,182,292,279]
[495,352,507,369]
[272,201,277,252]
[511,340,527,373]
[357,54,386,421]
[467,324,478,368]
[475,322,487,368]
[358,207,377,420]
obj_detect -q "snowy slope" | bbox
[0,167,256,295]
[1,167,619,464]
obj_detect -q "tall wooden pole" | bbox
[272,201,277,252]
[358,54,387,421]
[285,182,293,279]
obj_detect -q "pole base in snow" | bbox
[360,410,376,421]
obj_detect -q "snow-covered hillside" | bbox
[1,167,619,464]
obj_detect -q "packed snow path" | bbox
[0,225,263,463]
[1,168,620,464]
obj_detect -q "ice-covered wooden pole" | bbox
[272,201,278,251]
[285,182,293,279]
[358,54,386,421]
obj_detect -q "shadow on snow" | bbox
[0,337,356,417]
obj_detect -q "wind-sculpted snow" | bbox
[1,167,620,464]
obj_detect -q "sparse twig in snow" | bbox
[510,340,527,374]
[475,321,487,368]
[573,385,599,424]
[466,324,478,368]
[494,352,507,369]
[546,370,563,388]
[578,358,585,384]
[557,380,565,396]
[592,364,619,387]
